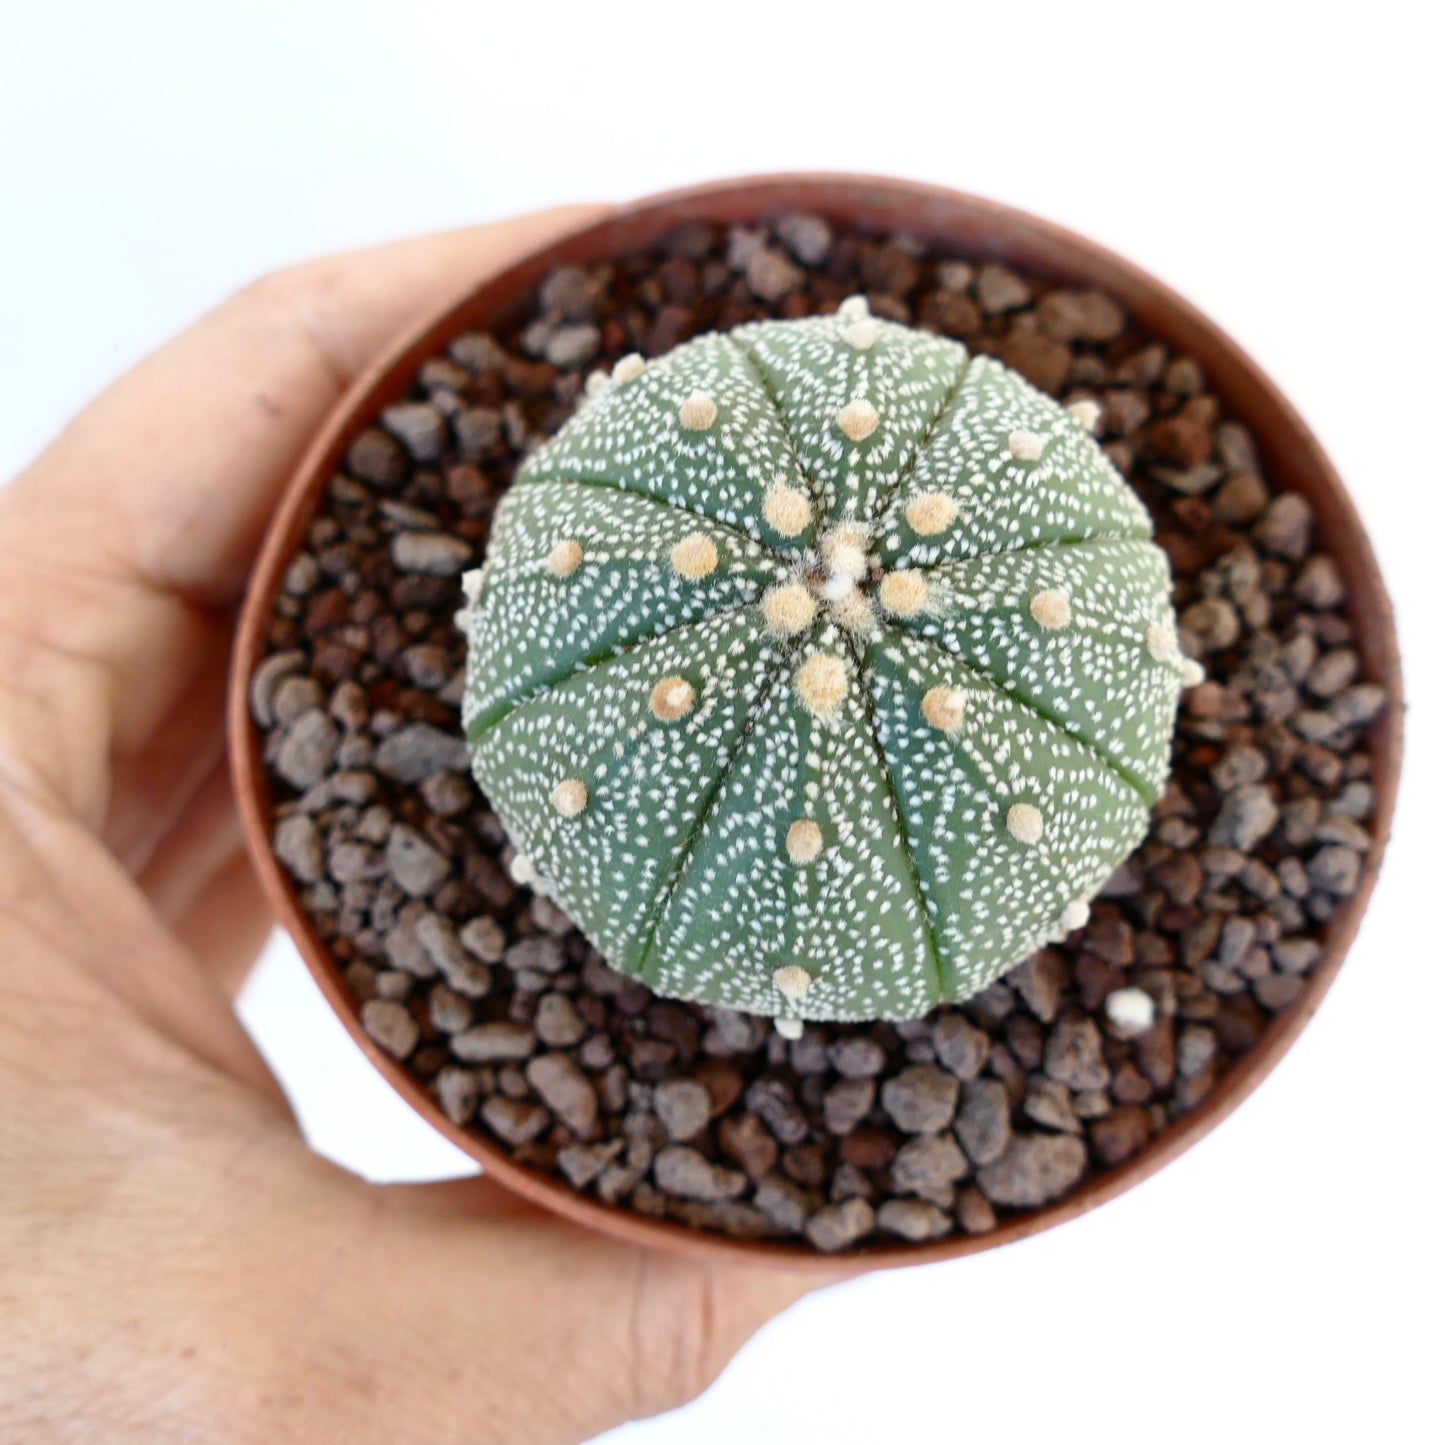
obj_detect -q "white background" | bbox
[3,3,1441,1441]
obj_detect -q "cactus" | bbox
[459,298,1198,1030]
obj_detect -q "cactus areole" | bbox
[460,300,1194,1028]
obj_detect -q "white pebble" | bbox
[1105,987,1156,1037]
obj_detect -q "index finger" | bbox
[0,205,610,835]
[4,204,611,606]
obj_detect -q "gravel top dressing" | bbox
[252,213,1385,1254]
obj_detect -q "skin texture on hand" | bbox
[0,208,828,1445]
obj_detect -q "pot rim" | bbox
[229,171,1404,1274]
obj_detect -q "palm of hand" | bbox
[0,208,818,1445]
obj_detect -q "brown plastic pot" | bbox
[229,173,1403,1274]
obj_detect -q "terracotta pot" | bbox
[229,173,1403,1273]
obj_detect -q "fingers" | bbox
[168,851,274,1001]
[0,796,288,1109]
[5,204,610,604]
[0,204,610,834]
[295,1174,830,1444]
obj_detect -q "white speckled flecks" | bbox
[464,312,1185,1021]
[519,330,819,548]
[873,354,1152,567]
[645,622,939,1021]
[732,313,967,525]
[899,539,1182,801]
[468,605,799,973]
[463,480,787,731]
[865,630,1151,999]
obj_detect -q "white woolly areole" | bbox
[775,1016,805,1040]
[827,588,878,637]
[762,582,817,635]
[1145,622,1178,661]
[551,777,589,818]
[838,294,870,320]
[879,569,928,617]
[1030,589,1072,629]
[797,651,849,718]
[1067,398,1102,432]
[546,539,584,578]
[762,484,812,538]
[1059,897,1091,932]
[612,352,647,384]
[584,370,611,399]
[508,851,537,886]
[786,818,825,864]
[822,525,870,583]
[841,318,881,350]
[670,533,718,579]
[1104,986,1156,1036]
[1008,429,1045,462]
[1181,658,1206,687]
[1006,802,1045,845]
[922,686,967,733]
[773,964,813,1000]
[461,568,484,603]
[678,392,718,430]
[837,398,880,442]
[649,675,696,722]
[904,491,958,536]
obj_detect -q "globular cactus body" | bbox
[461,300,1193,1027]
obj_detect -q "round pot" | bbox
[229,173,1403,1272]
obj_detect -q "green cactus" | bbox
[459,298,1197,1031]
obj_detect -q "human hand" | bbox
[0,209,824,1445]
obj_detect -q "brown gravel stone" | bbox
[1089,1106,1152,1166]
[1043,1016,1110,1091]
[433,1066,481,1128]
[976,1133,1087,1209]
[827,1036,886,1078]
[890,1133,969,1195]
[804,1198,875,1253]
[956,1187,997,1235]
[931,1014,990,1079]
[877,1198,952,1242]
[654,1146,747,1202]
[361,998,418,1059]
[451,1022,536,1064]
[717,1114,779,1180]
[526,1054,598,1136]
[823,1077,876,1135]
[481,1096,549,1146]
[654,1078,713,1141]
[954,1079,1012,1166]
[881,1066,960,1134]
